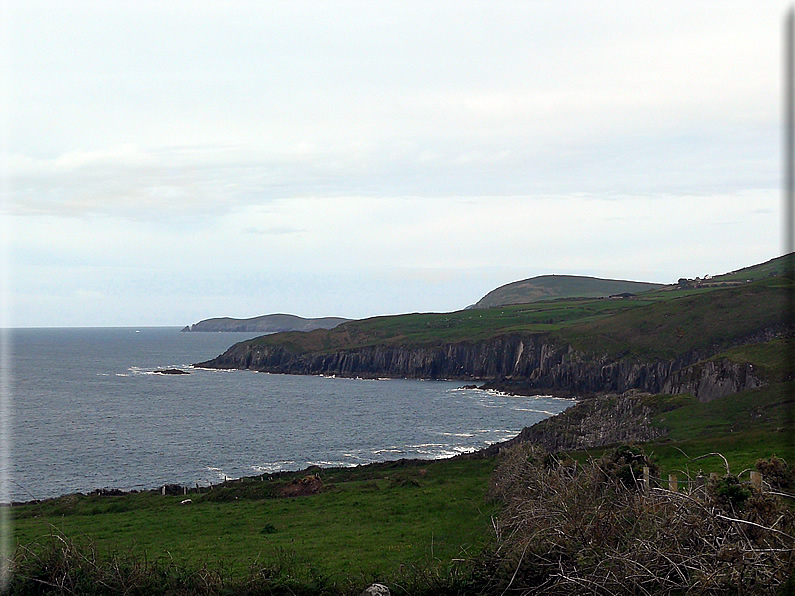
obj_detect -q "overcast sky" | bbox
[1,1,791,327]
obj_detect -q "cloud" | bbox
[244,226,305,236]
[6,3,785,218]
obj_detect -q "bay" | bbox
[5,327,574,502]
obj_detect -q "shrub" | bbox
[756,455,793,490]
[709,474,752,511]
[600,443,658,489]
[484,444,794,595]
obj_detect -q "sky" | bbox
[1,1,792,327]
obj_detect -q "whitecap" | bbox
[306,460,350,468]
[371,448,405,455]
[511,407,557,415]
[251,461,297,473]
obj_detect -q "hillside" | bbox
[197,254,793,403]
[471,274,665,308]
[182,313,351,333]
[710,252,793,282]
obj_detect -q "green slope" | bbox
[553,275,791,361]
[226,296,647,354]
[710,252,794,283]
[472,274,666,309]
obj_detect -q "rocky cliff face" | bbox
[197,335,542,381]
[197,333,766,402]
[483,391,670,455]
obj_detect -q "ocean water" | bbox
[5,327,574,502]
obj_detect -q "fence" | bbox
[640,466,783,496]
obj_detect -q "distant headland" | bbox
[182,313,351,333]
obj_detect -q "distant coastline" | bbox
[183,313,351,333]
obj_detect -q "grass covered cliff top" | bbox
[216,270,791,362]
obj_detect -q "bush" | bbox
[600,443,658,489]
[756,456,793,490]
[484,444,794,595]
[709,474,752,511]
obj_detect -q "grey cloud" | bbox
[244,226,305,236]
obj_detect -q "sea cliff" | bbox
[196,333,765,403]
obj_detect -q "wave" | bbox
[511,407,558,415]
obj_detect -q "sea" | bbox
[3,327,574,503]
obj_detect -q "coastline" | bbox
[3,386,580,507]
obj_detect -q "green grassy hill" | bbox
[553,275,791,361]
[235,296,641,354]
[471,274,665,309]
[710,252,793,283]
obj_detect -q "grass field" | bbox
[472,274,665,309]
[552,276,791,361]
[11,457,499,584]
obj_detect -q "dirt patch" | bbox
[278,474,323,497]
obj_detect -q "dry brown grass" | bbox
[484,444,794,595]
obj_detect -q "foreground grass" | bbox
[11,457,498,585]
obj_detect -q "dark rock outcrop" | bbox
[197,335,552,381]
[483,391,671,455]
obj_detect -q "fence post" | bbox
[750,471,763,491]
[643,466,650,494]
[695,472,705,491]
[668,474,678,492]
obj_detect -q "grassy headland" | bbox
[217,256,790,358]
